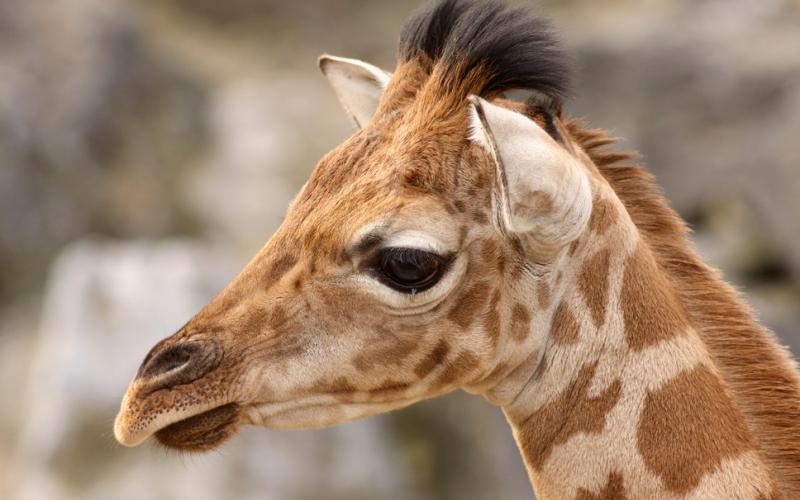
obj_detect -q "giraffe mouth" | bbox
[152,403,244,452]
[114,392,247,452]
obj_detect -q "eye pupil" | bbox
[388,254,437,284]
[376,248,446,293]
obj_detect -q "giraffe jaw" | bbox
[243,394,426,430]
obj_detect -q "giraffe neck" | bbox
[493,195,780,499]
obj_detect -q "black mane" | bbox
[399,0,570,101]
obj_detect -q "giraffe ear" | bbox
[468,96,592,256]
[318,54,391,128]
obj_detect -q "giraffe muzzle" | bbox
[114,335,236,448]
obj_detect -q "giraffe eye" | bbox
[375,248,448,294]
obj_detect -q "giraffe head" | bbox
[114,0,595,452]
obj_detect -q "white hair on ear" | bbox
[464,96,593,254]
[319,54,392,128]
[467,101,490,149]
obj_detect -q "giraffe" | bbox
[113,0,800,498]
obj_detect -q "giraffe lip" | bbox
[153,403,244,452]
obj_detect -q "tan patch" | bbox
[477,361,507,386]
[482,289,502,348]
[637,364,756,494]
[510,303,532,341]
[551,301,580,345]
[480,349,541,402]
[579,248,610,329]
[518,362,622,470]
[575,472,627,500]
[621,244,688,351]
[448,281,490,329]
[588,197,617,235]
[414,340,450,378]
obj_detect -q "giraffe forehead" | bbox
[302,81,499,218]
[288,150,493,260]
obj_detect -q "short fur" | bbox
[568,120,800,498]
[114,1,800,497]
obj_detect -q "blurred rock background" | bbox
[1,0,798,499]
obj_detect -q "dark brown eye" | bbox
[376,248,447,294]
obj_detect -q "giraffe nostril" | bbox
[136,339,222,392]
[140,343,199,379]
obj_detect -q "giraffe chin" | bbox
[153,403,243,452]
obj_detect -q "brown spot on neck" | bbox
[575,471,627,500]
[510,303,532,341]
[472,209,489,224]
[588,196,618,236]
[579,248,610,329]
[537,280,552,309]
[621,243,689,351]
[637,364,759,494]
[516,362,622,471]
[551,301,580,345]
